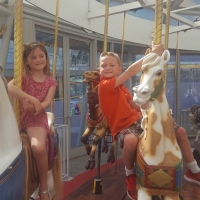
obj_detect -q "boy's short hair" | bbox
[99,52,122,66]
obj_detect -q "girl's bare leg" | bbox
[26,127,50,200]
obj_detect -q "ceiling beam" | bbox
[177,10,200,16]
[137,0,145,6]
[88,0,174,19]
[172,4,200,13]
[150,6,195,27]
[162,21,200,35]
[171,0,184,10]
[0,4,12,16]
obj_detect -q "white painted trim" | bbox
[0,4,12,16]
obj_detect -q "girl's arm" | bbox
[8,79,30,100]
[8,79,43,115]
[41,86,56,110]
[115,42,164,88]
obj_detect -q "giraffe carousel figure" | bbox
[133,50,183,200]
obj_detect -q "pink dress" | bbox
[21,73,58,133]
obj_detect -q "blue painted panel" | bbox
[0,149,26,200]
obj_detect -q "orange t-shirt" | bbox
[98,77,141,138]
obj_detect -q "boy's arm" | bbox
[41,86,56,110]
[115,42,164,88]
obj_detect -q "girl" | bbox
[8,42,58,200]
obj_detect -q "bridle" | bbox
[149,79,163,101]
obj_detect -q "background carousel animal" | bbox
[188,104,200,144]
[81,70,116,170]
[0,69,62,200]
[133,50,183,200]
[187,104,200,166]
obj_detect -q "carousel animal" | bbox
[187,104,200,166]
[0,69,62,200]
[188,104,200,144]
[133,50,183,200]
[81,70,115,170]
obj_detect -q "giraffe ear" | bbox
[161,50,170,64]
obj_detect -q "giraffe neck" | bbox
[139,93,182,166]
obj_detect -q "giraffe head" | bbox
[133,50,170,110]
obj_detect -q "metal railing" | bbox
[55,124,73,181]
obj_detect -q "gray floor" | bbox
[67,137,200,180]
[68,145,123,178]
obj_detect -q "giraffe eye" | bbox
[156,70,162,76]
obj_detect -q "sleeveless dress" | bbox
[21,73,58,133]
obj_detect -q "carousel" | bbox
[0,0,200,200]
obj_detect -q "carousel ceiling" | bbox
[1,0,198,50]
[24,0,200,35]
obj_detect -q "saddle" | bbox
[46,112,59,169]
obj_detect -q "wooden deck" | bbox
[64,161,200,200]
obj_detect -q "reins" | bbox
[90,79,99,93]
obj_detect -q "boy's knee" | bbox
[124,134,138,149]
[176,126,187,141]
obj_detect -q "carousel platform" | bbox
[63,141,200,200]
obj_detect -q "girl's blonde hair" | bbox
[99,52,122,66]
[23,41,51,76]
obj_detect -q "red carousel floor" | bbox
[63,158,200,200]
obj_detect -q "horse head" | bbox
[83,70,100,90]
[133,50,170,110]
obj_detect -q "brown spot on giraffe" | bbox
[161,110,177,144]
[140,111,162,157]
[158,151,181,166]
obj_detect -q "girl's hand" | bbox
[22,97,35,113]
[151,41,165,56]
[29,96,44,115]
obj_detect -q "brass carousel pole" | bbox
[93,0,110,195]
[13,0,23,130]
[153,0,164,45]
[103,0,109,53]
[163,0,171,91]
